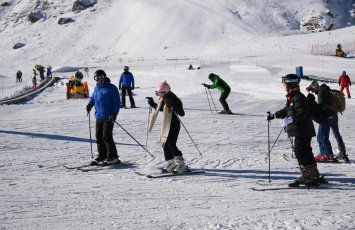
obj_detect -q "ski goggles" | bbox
[94,75,105,81]
[155,91,166,97]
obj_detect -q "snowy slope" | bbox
[1,1,355,230]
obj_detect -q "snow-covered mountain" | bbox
[0,0,354,75]
[1,1,355,230]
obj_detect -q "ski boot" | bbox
[289,164,324,187]
[173,156,188,174]
[162,159,177,173]
[91,155,107,165]
[102,157,121,166]
[335,143,350,163]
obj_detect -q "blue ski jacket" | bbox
[119,71,135,88]
[88,78,120,120]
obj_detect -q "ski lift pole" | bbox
[174,112,203,157]
[202,84,212,113]
[115,121,154,157]
[208,88,218,113]
[88,112,94,159]
[268,120,271,183]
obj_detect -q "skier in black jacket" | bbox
[267,74,324,187]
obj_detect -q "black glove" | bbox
[146,97,153,104]
[306,93,315,102]
[202,83,210,89]
[266,111,274,121]
[132,86,134,90]
[86,104,93,113]
[108,114,117,124]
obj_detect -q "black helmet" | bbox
[337,44,342,49]
[94,69,106,81]
[75,71,83,81]
[282,74,300,88]
[208,73,215,80]
[124,66,129,71]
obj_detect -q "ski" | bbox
[251,183,344,191]
[64,161,125,172]
[135,169,206,178]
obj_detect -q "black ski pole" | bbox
[202,84,212,113]
[208,88,218,113]
[88,112,94,159]
[268,120,271,182]
[289,137,295,158]
[266,124,284,182]
[115,121,154,157]
[173,112,203,157]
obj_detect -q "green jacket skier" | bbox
[203,73,232,114]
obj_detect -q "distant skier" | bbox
[266,74,324,187]
[16,70,22,83]
[119,66,136,108]
[86,69,121,165]
[338,70,351,99]
[46,66,52,78]
[32,76,37,89]
[335,44,347,58]
[203,73,232,114]
[35,65,45,80]
[146,81,187,174]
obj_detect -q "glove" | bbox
[266,111,274,121]
[306,93,315,102]
[86,104,93,113]
[280,116,293,127]
[108,114,117,124]
[202,83,210,89]
[146,97,153,104]
[132,86,134,90]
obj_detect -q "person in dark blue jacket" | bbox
[86,69,121,165]
[119,66,136,108]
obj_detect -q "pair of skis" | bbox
[135,169,206,178]
[63,161,125,172]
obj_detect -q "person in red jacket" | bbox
[339,71,351,98]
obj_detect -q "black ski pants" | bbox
[96,120,118,159]
[220,87,230,111]
[163,119,182,161]
[294,136,316,167]
[121,87,135,107]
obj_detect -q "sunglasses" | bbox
[155,91,166,97]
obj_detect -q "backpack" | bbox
[329,89,346,113]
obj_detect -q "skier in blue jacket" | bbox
[86,69,121,165]
[119,66,136,108]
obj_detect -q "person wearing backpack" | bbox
[306,80,349,162]
[339,71,351,99]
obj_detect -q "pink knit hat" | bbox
[155,81,171,95]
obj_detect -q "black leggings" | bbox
[163,121,182,161]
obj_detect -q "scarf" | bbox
[148,98,172,146]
